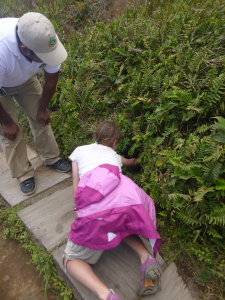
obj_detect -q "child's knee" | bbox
[63,239,103,267]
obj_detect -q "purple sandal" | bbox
[138,256,162,296]
[106,289,121,300]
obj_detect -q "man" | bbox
[0,12,71,196]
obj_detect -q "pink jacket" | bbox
[68,164,161,257]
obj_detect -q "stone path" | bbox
[0,145,196,300]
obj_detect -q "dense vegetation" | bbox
[1,0,225,299]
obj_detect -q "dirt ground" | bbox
[0,226,57,300]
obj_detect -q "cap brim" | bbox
[35,39,68,67]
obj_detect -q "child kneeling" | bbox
[63,121,162,300]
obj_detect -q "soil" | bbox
[0,226,57,300]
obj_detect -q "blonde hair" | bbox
[94,121,121,147]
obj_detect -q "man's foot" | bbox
[20,177,36,196]
[47,159,71,173]
[106,289,121,300]
[137,256,162,296]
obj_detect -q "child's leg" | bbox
[67,259,110,300]
[123,235,151,264]
[123,235,162,296]
[63,240,121,300]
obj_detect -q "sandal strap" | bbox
[141,257,161,273]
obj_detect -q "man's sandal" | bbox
[138,256,162,296]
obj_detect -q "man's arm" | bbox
[0,103,19,140]
[37,70,59,124]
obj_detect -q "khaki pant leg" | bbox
[0,76,61,182]
[0,94,34,182]
[14,77,61,165]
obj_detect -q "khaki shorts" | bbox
[63,239,103,272]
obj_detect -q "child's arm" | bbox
[72,161,80,199]
[121,156,139,168]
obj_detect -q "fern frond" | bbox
[177,211,201,226]
[206,73,225,106]
[186,105,203,113]
[215,179,225,191]
[168,193,192,201]
[193,186,214,202]
[203,146,223,162]
[194,124,210,134]
[206,205,225,226]
[203,162,223,182]
[207,228,223,239]
[182,110,196,122]
[212,116,225,143]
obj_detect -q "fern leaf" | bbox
[195,124,210,134]
[178,211,201,226]
[203,146,223,162]
[168,193,192,201]
[186,105,203,113]
[207,205,225,226]
[207,228,223,239]
[203,162,223,182]
[193,186,214,202]
[215,179,225,191]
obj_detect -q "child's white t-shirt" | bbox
[69,144,122,178]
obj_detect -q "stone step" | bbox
[0,147,71,206]
[53,243,193,300]
[18,186,74,250]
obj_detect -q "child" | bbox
[63,121,162,300]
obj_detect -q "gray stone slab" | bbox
[18,186,74,251]
[0,147,71,206]
[52,244,195,300]
[0,166,71,206]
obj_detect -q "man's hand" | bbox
[37,71,59,125]
[37,107,50,125]
[2,120,19,140]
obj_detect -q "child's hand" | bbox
[128,158,139,167]
[121,156,140,168]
